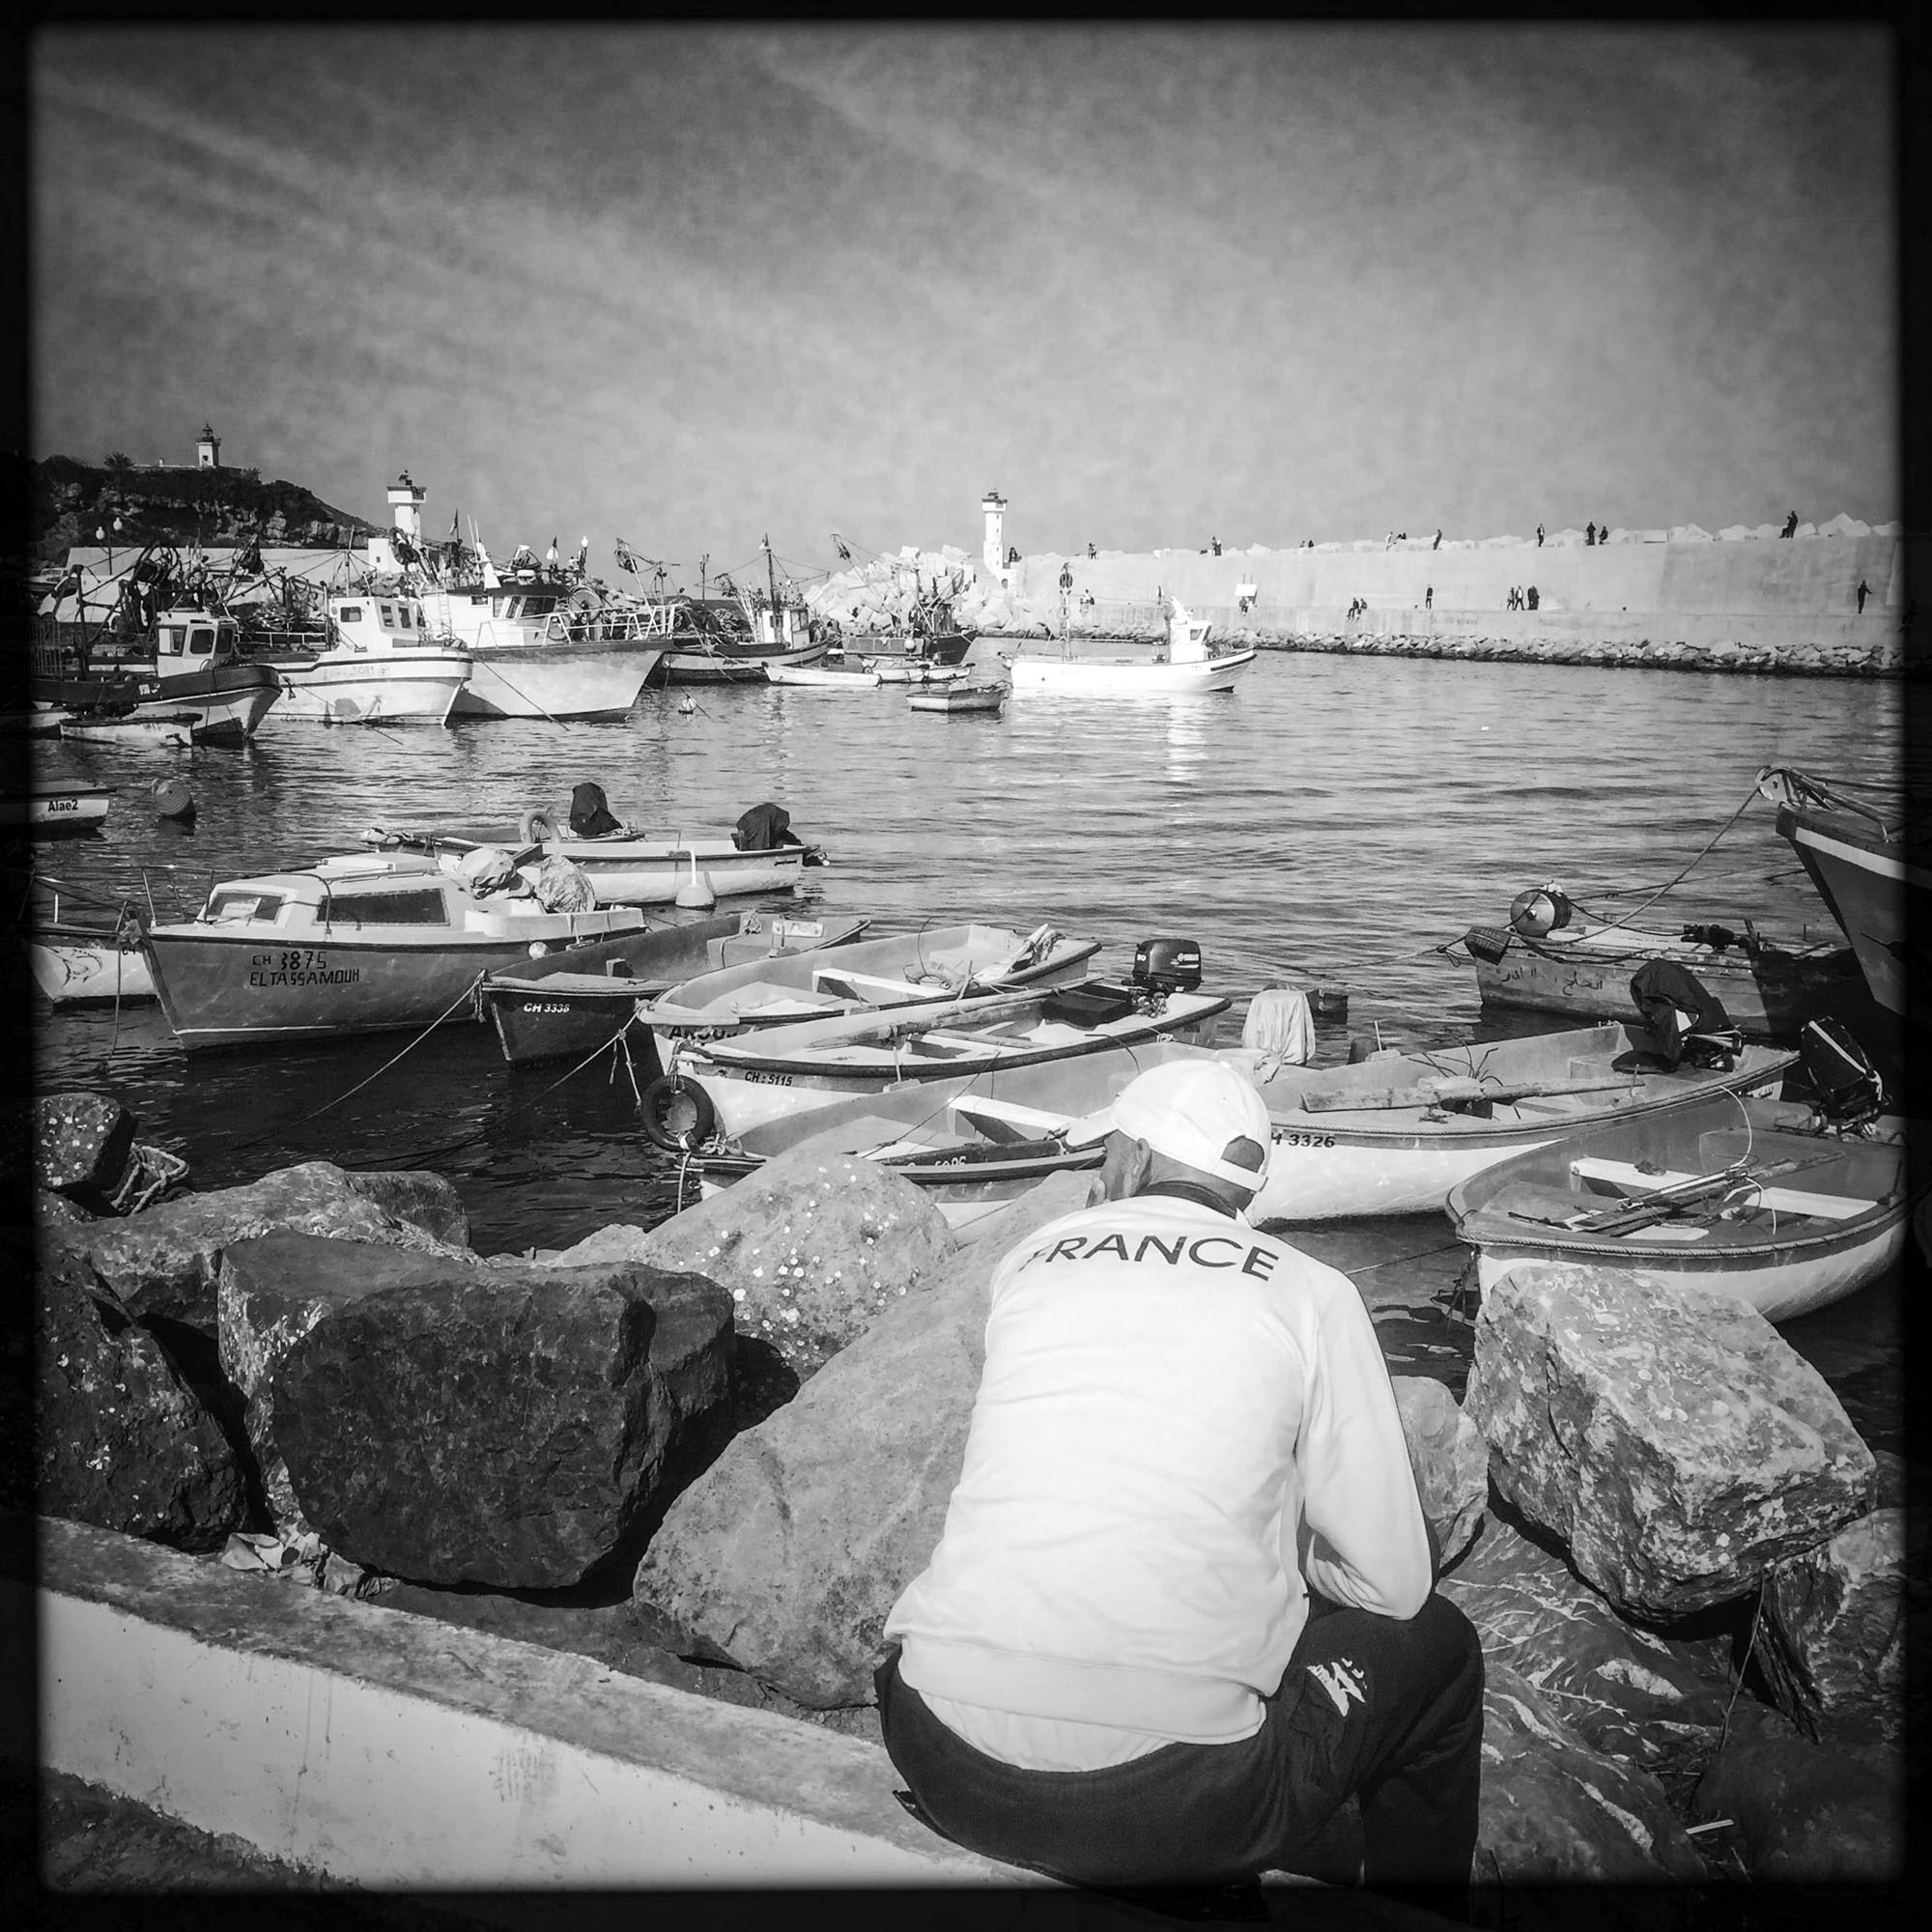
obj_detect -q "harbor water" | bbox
[23,649,1917,1452]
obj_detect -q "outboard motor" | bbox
[1132,939,1203,1001]
[1798,1017,1885,1125]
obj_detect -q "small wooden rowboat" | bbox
[1458,890,1860,1040]
[479,911,871,1066]
[644,977,1231,1146]
[686,1085,1107,1231]
[908,681,1009,715]
[29,918,156,1003]
[639,922,1101,1054]
[1444,1093,1911,1322]
[867,661,967,685]
[1237,1023,1796,1223]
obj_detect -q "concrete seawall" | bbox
[971,531,1922,675]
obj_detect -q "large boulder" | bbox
[1476,1662,1707,1890]
[1389,1376,1487,1566]
[1757,1506,1924,1749]
[273,1258,733,1588]
[36,1259,247,1550]
[1439,1513,1734,1779]
[548,1150,955,1378]
[34,1092,136,1202]
[1463,1265,1874,1618]
[217,1232,489,1526]
[42,1161,476,1330]
[633,1172,1095,1708]
[1690,1698,1904,1881]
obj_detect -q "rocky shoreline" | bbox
[20,1090,1922,1898]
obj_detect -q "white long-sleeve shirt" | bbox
[886,1193,1430,1770]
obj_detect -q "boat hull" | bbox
[1471,1223,1907,1324]
[533,841,809,905]
[1448,1095,1911,1321]
[1775,802,1929,1028]
[29,929,156,1003]
[60,716,201,747]
[447,648,661,722]
[766,666,881,689]
[1245,1035,1795,1223]
[651,641,832,686]
[482,913,870,1065]
[148,922,635,1049]
[1,784,113,834]
[1003,648,1258,695]
[909,683,1008,714]
[677,990,1230,1142]
[275,656,471,724]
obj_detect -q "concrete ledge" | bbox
[17,1515,1029,1890]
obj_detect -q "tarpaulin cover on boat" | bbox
[1629,959,1737,1068]
[732,802,803,851]
[568,782,623,838]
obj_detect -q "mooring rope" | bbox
[223,971,489,1153]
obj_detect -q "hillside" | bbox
[23,454,378,559]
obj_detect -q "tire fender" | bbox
[639,1074,719,1151]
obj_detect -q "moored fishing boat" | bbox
[144,848,646,1050]
[271,594,471,725]
[1003,602,1256,696]
[30,604,282,745]
[640,949,1231,1146]
[639,922,1102,1055]
[1458,885,1861,1039]
[638,536,833,685]
[480,910,872,1066]
[1757,765,1928,1030]
[1444,1092,1911,1321]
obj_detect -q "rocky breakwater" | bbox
[1462,1263,1918,1887]
[20,1083,1918,1899]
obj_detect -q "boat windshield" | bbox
[207,891,286,923]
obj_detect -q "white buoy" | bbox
[151,777,195,820]
[675,695,697,716]
[674,850,716,909]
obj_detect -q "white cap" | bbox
[1067,1060,1273,1191]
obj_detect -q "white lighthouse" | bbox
[387,469,427,544]
[981,489,1009,583]
[195,424,221,469]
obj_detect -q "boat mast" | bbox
[763,534,781,645]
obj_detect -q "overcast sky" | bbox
[31,22,1896,582]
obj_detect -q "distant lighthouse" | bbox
[981,489,1009,583]
[195,423,221,470]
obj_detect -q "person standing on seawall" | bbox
[876,1062,1485,1917]
[1857,579,1872,613]
[1536,524,1545,547]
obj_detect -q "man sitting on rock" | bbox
[877,1061,1484,1913]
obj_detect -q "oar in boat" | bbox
[1293,1071,1644,1116]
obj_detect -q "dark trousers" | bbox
[877,1592,1483,1894]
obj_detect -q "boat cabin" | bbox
[416,582,575,648]
[327,594,458,656]
[152,609,243,682]
[192,851,637,941]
